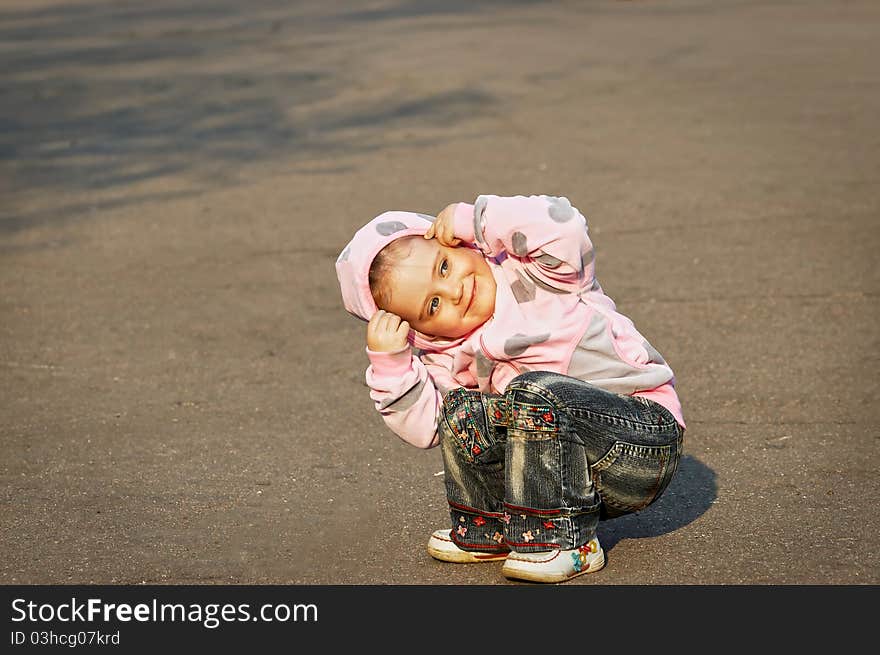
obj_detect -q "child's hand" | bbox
[424,203,460,247]
[367,310,411,352]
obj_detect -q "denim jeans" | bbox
[440,371,684,553]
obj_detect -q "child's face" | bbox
[383,237,496,340]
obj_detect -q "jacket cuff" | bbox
[366,345,414,378]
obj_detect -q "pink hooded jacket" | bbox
[336,195,684,449]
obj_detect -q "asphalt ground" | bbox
[1,0,878,587]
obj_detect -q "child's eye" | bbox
[429,297,440,315]
[439,259,448,276]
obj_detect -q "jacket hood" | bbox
[336,211,444,343]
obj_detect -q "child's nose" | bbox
[453,279,464,303]
[441,278,463,303]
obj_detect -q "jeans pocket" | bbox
[590,440,675,517]
[441,388,499,465]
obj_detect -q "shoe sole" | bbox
[427,534,509,563]
[501,548,606,583]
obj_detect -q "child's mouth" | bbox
[465,276,476,314]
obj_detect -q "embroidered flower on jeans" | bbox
[492,531,504,543]
[501,513,511,524]
[522,530,534,542]
[543,520,556,529]
[473,516,487,527]
[457,525,468,537]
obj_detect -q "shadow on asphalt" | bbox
[0,0,498,233]
[598,455,717,552]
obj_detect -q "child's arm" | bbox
[364,310,450,449]
[440,195,597,292]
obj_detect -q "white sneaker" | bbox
[427,529,510,563]
[501,537,605,583]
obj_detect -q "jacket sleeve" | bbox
[452,194,597,293]
[365,346,457,449]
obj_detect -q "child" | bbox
[336,194,685,583]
